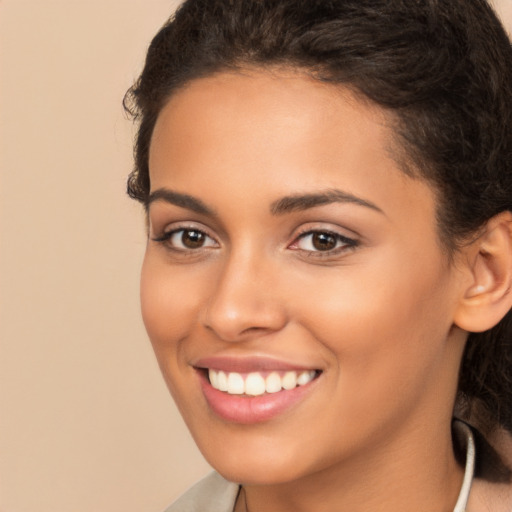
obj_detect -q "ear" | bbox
[454,211,512,333]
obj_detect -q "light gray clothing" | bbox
[164,472,239,512]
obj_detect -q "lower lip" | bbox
[198,370,319,424]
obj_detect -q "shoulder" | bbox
[163,472,240,512]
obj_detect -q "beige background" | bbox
[0,1,511,511]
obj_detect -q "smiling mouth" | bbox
[207,369,321,396]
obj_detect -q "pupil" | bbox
[182,230,204,248]
[312,232,336,251]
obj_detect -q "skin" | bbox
[142,69,476,512]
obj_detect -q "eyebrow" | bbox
[145,189,215,216]
[270,189,383,215]
[146,187,383,217]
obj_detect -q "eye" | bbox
[153,228,218,250]
[290,230,357,254]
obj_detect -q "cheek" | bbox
[289,249,456,400]
[140,254,203,354]
[140,253,210,413]
[140,257,173,347]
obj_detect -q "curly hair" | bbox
[124,0,512,434]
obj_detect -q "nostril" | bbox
[240,326,270,335]
[202,304,289,343]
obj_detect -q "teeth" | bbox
[209,369,219,389]
[208,369,317,395]
[282,371,297,390]
[265,372,282,393]
[297,370,315,385]
[245,373,266,396]
[227,372,245,394]
[217,371,228,392]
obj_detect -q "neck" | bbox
[238,418,464,512]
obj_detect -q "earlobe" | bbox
[454,212,512,333]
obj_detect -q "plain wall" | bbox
[0,2,210,512]
[1,1,511,511]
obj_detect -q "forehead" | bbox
[151,69,400,183]
[152,68,389,138]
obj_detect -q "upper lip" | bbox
[193,355,319,373]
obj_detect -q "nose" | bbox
[202,250,288,342]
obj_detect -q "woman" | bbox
[125,1,512,510]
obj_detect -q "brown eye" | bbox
[291,230,358,255]
[181,229,206,248]
[154,228,218,250]
[311,232,337,251]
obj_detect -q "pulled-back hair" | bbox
[124,0,512,433]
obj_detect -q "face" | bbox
[142,69,468,485]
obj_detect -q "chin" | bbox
[193,427,319,485]
[212,457,309,486]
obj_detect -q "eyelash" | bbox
[152,227,218,252]
[152,226,358,257]
[289,229,359,258]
